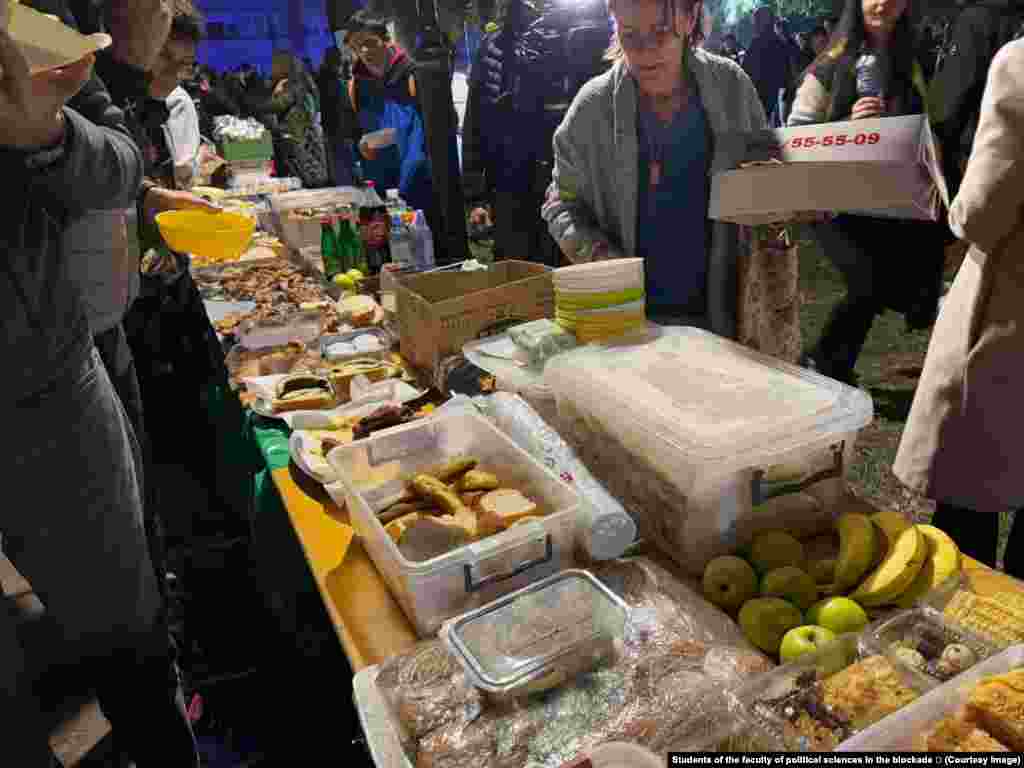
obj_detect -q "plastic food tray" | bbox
[836,644,1024,750]
[864,606,1000,689]
[325,411,582,637]
[268,186,367,252]
[320,328,393,363]
[439,569,629,703]
[736,633,930,751]
[237,309,323,349]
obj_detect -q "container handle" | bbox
[463,534,553,593]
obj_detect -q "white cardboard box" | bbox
[710,115,950,225]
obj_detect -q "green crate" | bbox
[218,134,274,163]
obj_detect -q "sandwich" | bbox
[271,373,335,413]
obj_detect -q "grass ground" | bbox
[797,237,1014,565]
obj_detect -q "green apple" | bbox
[760,566,819,612]
[805,596,870,635]
[749,531,806,575]
[809,558,837,585]
[703,556,759,612]
[332,274,356,289]
[738,597,804,656]
[346,268,364,281]
[779,625,838,662]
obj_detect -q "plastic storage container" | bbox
[236,309,323,349]
[544,326,874,576]
[326,411,582,637]
[737,633,929,751]
[836,644,1024,751]
[864,606,999,688]
[319,328,392,363]
[440,569,628,703]
[268,186,366,252]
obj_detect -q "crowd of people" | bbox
[2,0,1024,764]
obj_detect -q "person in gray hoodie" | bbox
[0,1,198,765]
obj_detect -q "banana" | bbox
[834,513,878,591]
[871,510,913,545]
[866,510,911,571]
[895,525,962,608]
[850,525,928,607]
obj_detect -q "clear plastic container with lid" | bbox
[325,411,582,637]
[440,569,629,703]
[543,326,874,576]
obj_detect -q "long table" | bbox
[246,413,1018,671]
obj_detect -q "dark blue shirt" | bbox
[636,92,711,320]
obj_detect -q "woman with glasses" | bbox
[542,0,800,360]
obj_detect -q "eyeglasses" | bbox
[618,25,679,51]
[345,33,385,54]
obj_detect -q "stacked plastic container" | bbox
[554,258,647,344]
[544,326,874,577]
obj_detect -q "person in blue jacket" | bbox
[343,10,453,240]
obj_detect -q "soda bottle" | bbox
[358,181,391,276]
[320,214,343,280]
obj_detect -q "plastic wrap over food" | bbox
[212,115,267,141]
[475,392,636,560]
[375,640,483,748]
[378,556,774,768]
[507,319,578,368]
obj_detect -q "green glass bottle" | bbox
[320,215,342,280]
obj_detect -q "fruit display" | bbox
[701,513,963,658]
[870,607,996,683]
[748,641,922,751]
[915,668,1024,751]
[378,457,545,562]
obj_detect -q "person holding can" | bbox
[788,0,955,386]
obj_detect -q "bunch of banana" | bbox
[830,510,961,608]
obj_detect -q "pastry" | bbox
[915,713,1010,752]
[963,668,1024,750]
[327,358,399,398]
[758,655,919,750]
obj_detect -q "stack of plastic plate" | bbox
[553,258,646,344]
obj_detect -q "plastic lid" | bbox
[543,327,873,471]
[586,743,662,768]
[440,570,629,695]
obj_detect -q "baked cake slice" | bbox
[915,713,1010,752]
[963,668,1024,751]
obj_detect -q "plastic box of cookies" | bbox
[836,644,1024,751]
[736,633,931,751]
[864,606,999,689]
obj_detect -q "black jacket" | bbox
[3,0,144,404]
[930,0,1024,199]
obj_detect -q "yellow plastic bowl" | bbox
[155,210,255,262]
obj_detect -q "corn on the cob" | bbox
[944,590,1024,647]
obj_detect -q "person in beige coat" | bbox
[893,39,1024,577]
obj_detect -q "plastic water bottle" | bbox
[389,214,415,268]
[412,210,435,269]
[856,52,884,99]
